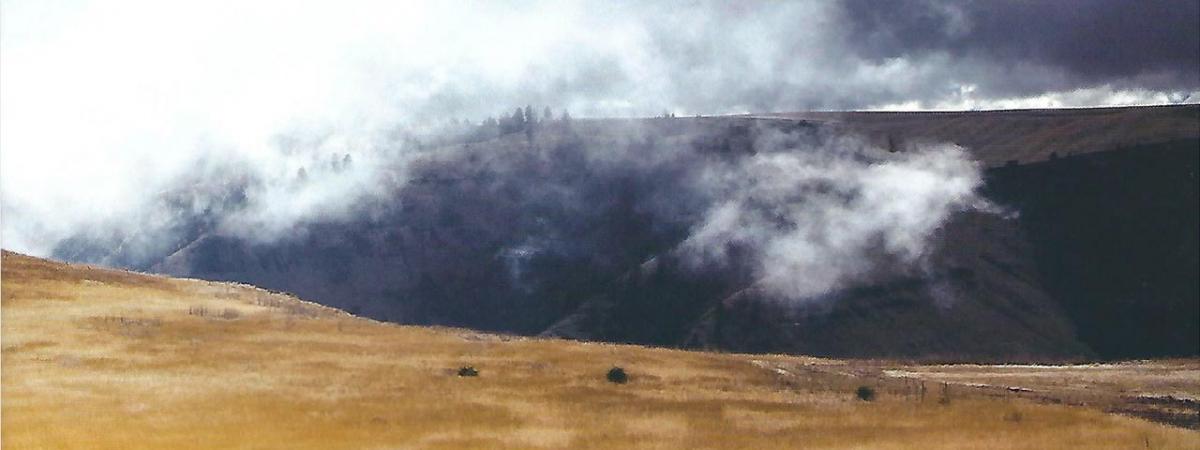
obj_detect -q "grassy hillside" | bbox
[755,104,1200,166]
[2,251,1198,449]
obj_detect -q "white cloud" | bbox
[2,0,1193,256]
[869,85,1200,111]
[680,138,986,302]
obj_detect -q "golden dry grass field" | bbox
[2,251,1198,449]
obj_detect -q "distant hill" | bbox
[50,105,1200,361]
[752,104,1200,166]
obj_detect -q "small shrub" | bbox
[606,366,628,384]
[939,382,952,405]
[220,308,241,320]
[1004,411,1023,423]
[457,366,478,377]
[855,386,876,401]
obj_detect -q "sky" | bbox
[2,0,1198,255]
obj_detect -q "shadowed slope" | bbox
[48,105,1200,361]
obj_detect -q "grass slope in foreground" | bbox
[2,251,1197,449]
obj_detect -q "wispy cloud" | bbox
[2,0,1195,254]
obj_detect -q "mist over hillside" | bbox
[61,117,989,323]
[4,1,1199,362]
[45,106,1200,360]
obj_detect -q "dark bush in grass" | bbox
[856,385,876,401]
[606,366,628,384]
[457,366,478,377]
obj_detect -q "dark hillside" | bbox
[553,208,1093,361]
[985,139,1199,358]
[51,106,1200,361]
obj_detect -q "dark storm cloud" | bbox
[412,0,1200,114]
[838,0,1200,96]
[5,0,1198,255]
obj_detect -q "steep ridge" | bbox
[548,136,1199,360]
[51,105,1200,361]
[546,209,1092,361]
[985,139,1200,358]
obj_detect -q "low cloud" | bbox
[3,0,1195,257]
[679,134,989,302]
